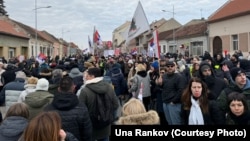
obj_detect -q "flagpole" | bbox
[93,26,96,55]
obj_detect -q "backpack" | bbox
[88,88,115,128]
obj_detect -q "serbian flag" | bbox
[38,53,46,60]
[36,53,46,64]
[93,29,103,48]
[131,47,137,55]
[152,29,160,58]
[147,38,154,57]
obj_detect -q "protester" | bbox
[19,111,78,141]
[18,76,38,103]
[128,64,151,111]
[156,60,186,125]
[79,67,118,141]
[24,78,54,120]
[197,61,227,100]
[0,62,6,92]
[217,67,250,115]
[0,71,26,109]
[225,92,250,125]
[181,77,225,125]
[0,103,29,141]
[116,98,159,125]
[44,76,92,141]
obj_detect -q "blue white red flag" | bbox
[148,30,160,58]
[93,29,103,48]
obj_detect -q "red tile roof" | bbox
[165,20,207,40]
[208,0,250,23]
[0,17,29,38]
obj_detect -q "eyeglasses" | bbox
[166,65,174,68]
[160,72,165,74]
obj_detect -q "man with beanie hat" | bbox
[24,78,54,120]
[217,67,250,115]
[230,67,246,82]
[198,61,227,100]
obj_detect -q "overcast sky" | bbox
[4,0,228,50]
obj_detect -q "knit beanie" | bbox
[128,59,133,64]
[230,67,245,81]
[200,65,210,72]
[36,78,49,91]
[151,61,159,70]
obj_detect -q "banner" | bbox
[126,1,150,45]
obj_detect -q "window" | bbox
[191,41,203,56]
[8,48,15,59]
[232,35,238,51]
[32,45,34,56]
[163,45,166,53]
[135,38,139,46]
[169,45,177,53]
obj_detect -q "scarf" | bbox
[189,96,204,125]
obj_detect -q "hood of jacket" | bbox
[136,70,147,78]
[117,110,159,125]
[198,61,215,78]
[25,91,53,108]
[52,92,79,110]
[85,77,110,94]
[0,116,28,137]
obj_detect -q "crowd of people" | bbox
[0,50,250,140]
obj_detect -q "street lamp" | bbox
[34,0,51,57]
[62,29,70,39]
[162,5,176,46]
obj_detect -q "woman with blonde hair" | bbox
[0,103,29,141]
[18,76,39,102]
[19,111,78,141]
[116,98,159,125]
[128,64,151,111]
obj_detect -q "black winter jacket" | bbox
[44,92,92,141]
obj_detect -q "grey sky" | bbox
[4,0,228,49]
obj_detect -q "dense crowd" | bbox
[0,50,250,141]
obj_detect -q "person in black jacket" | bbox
[181,77,225,125]
[156,60,186,125]
[198,61,227,100]
[44,76,92,141]
[225,92,250,125]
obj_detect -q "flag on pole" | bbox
[148,29,160,58]
[126,1,150,45]
[148,38,154,57]
[93,29,103,48]
[153,29,160,58]
[88,35,92,48]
